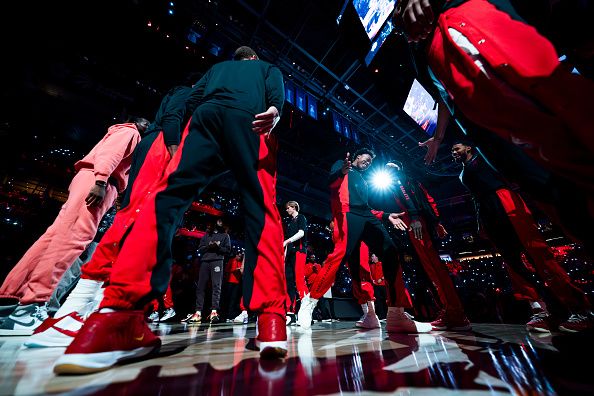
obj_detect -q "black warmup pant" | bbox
[284,248,298,312]
[373,285,387,319]
[222,281,242,319]
[310,212,405,308]
[195,260,223,311]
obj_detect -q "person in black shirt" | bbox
[188,219,231,324]
[297,149,433,334]
[54,46,287,374]
[452,141,593,333]
[283,201,307,325]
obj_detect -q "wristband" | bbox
[95,180,107,187]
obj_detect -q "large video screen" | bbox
[364,20,393,66]
[353,0,396,40]
[403,79,438,136]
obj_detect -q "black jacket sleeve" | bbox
[218,234,231,256]
[265,66,285,115]
[197,234,210,254]
[161,88,191,146]
[184,69,211,116]
[328,160,345,186]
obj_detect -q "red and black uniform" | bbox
[392,173,465,315]
[99,59,287,317]
[82,86,191,283]
[307,161,408,308]
[460,155,590,311]
[284,214,307,312]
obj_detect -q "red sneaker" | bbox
[526,311,552,333]
[256,313,287,359]
[559,313,594,333]
[432,311,472,331]
[53,310,161,374]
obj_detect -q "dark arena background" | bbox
[1,0,594,395]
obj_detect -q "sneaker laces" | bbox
[34,304,49,321]
[566,313,588,323]
[530,311,549,321]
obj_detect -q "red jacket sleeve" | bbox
[418,183,440,218]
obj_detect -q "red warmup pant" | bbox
[82,131,171,282]
[286,250,307,311]
[403,215,464,313]
[0,170,117,304]
[100,104,286,316]
[428,0,594,195]
[495,189,590,311]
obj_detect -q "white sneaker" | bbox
[159,308,176,322]
[386,307,432,333]
[25,312,84,347]
[0,303,49,336]
[356,302,369,326]
[233,310,249,324]
[356,311,381,329]
[148,311,160,322]
[54,279,104,319]
[296,294,318,330]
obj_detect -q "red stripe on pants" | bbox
[428,0,594,193]
[496,189,590,310]
[309,212,349,300]
[295,251,307,299]
[82,132,171,282]
[248,134,286,315]
[405,215,464,313]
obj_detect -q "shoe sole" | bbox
[355,322,381,329]
[54,345,159,375]
[256,340,288,359]
[449,324,472,331]
[0,329,34,336]
[25,333,74,348]
[558,326,580,333]
[526,325,551,333]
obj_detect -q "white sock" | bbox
[54,279,103,318]
[367,301,376,313]
[530,301,543,311]
[360,303,369,314]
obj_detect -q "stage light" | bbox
[371,170,393,190]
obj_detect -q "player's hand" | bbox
[167,144,179,158]
[395,0,435,42]
[389,212,408,231]
[253,106,280,136]
[419,137,441,164]
[86,184,106,207]
[410,220,423,240]
[435,223,448,239]
[342,152,352,174]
